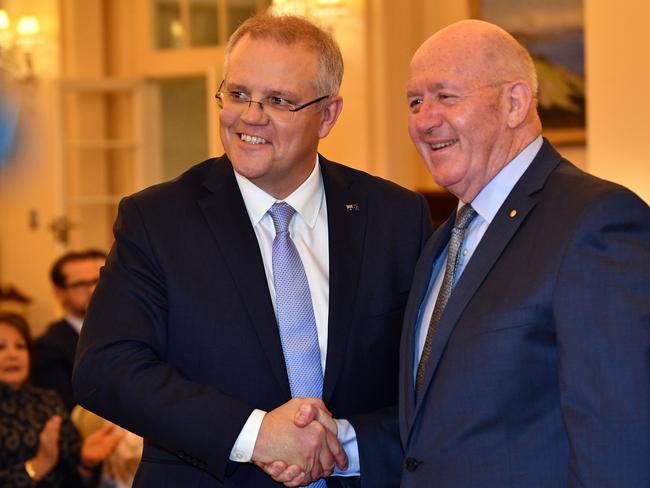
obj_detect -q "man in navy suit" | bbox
[399,19,650,487]
[73,14,432,488]
[31,249,106,411]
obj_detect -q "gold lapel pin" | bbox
[509,209,518,218]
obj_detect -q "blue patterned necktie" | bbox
[415,204,477,397]
[269,202,327,487]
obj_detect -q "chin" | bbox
[232,161,270,182]
[426,159,465,186]
[4,376,27,389]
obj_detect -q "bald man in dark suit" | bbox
[400,19,650,487]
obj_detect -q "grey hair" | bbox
[223,14,344,97]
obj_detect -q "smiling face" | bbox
[406,20,538,202]
[0,323,29,390]
[219,35,342,199]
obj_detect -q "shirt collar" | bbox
[234,156,324,228]
[469,136,543,224]
[64,314,83,334]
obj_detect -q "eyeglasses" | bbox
[64,278,99,291]
[215,80,330,121]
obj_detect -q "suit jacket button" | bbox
[405,457,420,472]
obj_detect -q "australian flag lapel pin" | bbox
[345,203,360,213]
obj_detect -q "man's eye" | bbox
[408,98,423,112]
[229,91,249,102]
[268,96,292,107]
[437,93,458,103]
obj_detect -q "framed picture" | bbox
[470,0,585,145]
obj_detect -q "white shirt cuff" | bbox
[333,418,360,476]
[229,409,266,463]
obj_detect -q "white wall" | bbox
[585,0,650,202]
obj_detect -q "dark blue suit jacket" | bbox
[399,141,650,487]
[73,155,432,487]
[31,318,79,411]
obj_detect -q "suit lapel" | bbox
[399,213,455,440]
[319,157,367,403]
[198,157,291,396]
[413,140,563,418]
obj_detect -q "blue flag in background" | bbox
[0,93,19,167]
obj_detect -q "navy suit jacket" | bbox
[399,141,650,487]
[31,318,79,411]
[73,155,433,487]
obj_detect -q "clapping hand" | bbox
[80,423,124,468]
[26,415,62,481]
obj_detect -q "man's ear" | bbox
[53,286,67,310]
[53,286,65,301]
[318,95,343,139]
[506,81,533,129]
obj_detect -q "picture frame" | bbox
[470,0,586,145]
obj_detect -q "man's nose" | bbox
[241,100,267,123]
[414,101,443,133]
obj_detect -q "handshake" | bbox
[251,398,349,486]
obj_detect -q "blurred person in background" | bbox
[31,250,106,411]
[0,312,121,487]
[72,405,143,488]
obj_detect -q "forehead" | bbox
[61,258,103,278]
[0,323,23,341]
[227,35,319,92]
[407,38,491,92]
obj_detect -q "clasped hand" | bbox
[252,398,348,486]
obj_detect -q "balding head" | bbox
[406,19,542,202]
[413,20,538,101]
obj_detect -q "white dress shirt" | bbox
[414,136,544,377]
[229,157,360,476]
[65,314,84,335]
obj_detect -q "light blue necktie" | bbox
[269,202,326,487]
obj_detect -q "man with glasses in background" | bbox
[73,14,432,488]
[31,249,106,411]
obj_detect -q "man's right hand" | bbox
[252,398,347,484]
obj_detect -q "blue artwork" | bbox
[475,0,585,133]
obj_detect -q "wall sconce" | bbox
[0,9,41,82]
[269,0,347,33]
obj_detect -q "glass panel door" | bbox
[58,81,142,250]
[227,0,259,36]
[157,76,210,180]
[153,0,183,49]
[190,0,220,46]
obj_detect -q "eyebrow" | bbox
[407,80,466,97]
[224,82,299,100]
[223,82,247,92]
[406,81,445,97]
